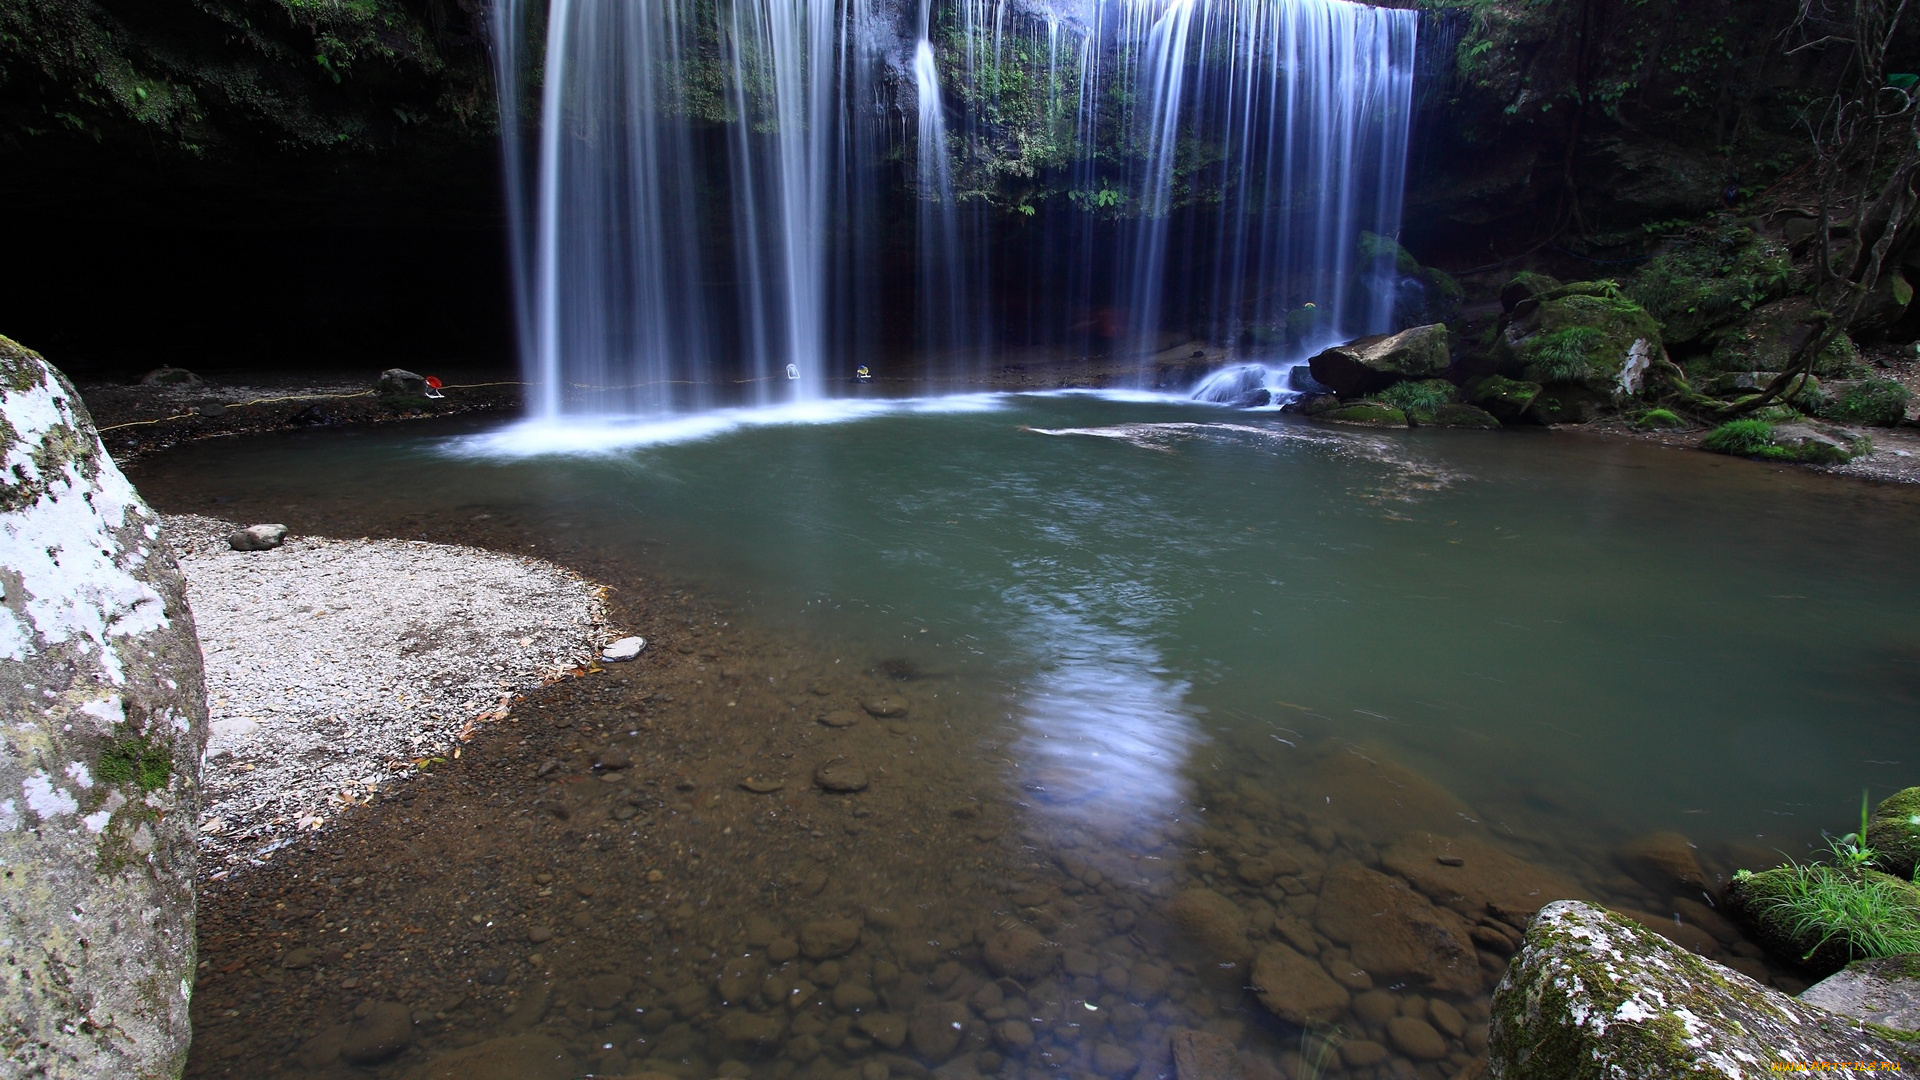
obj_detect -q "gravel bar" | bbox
[164,515,610,871]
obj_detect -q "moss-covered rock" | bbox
[1489,901,1915,1078]
[1725,865,1920,977]
[1705,298,1865,378]
[1626,217,1792,347]
[1306,324,1451,399]
[1800,955,1920,1035]
[1498,283,1665,400]
[1865,787,1920,880]
[1316,402,1410,428]
[1429,403,1503,429]
[1468,375,1543,423]
[1360,232,1464,327]
[1499,272,1562,314]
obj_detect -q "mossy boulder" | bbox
[1724,866,1920,977]
[1499,271,1562,313]
[1498,283,1665,400]
[1361,232,1464,327]
[1316,402,1410,428]
[1306,324,1450,398]
[1489,901,1916,1078]
[1800,955,1920,1034]
[1469,375,1543,423]
[1429,403,1503,430]
[1866,787,1920,879]
[1706,298,1865,378]
[1700,419,1870,465]
[1625,218,1792,346]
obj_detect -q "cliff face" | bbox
[0,0,497,218]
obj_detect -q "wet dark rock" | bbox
[1429,403,1503,429]
[340,1001,413,1064]
[908,1000,969,1061]
[1489,901,1913,1078]
[983,925,1056,980]
[140,365,203,386]
[1164,888,1254,966]
[1316,863,1482,995]
[857,1012,909,1050]
[1381,833,1587,926]
[799,917,862,960]
[715,1009,787,1049]
[1800,955,1920,1032]
[1468,375,1542,423]
[1316,401,1409,428]
[814,757,870,792]
[862,696,908,718]
[1307,324,1451,397]
[1386,1015,1448,1060]
[1617,832,1708,894]
[1249,944,1349,1025]
[580,973,632,1009]
[819,709,862,728]
[1170,1028,1244,1080]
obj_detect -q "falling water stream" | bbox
[494,0,1416,414]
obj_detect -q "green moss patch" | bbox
[97,738,174,793]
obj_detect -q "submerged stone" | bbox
[1249,943,1350,1025]
[1164,887,1254,966]
[1489,901,1914,1078]
[1316,863,1482,995]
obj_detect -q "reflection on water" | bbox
[134,395,1920,1080]
[1005,606,1200,843]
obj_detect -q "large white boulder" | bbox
[1,335,208,1078]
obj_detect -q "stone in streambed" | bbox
[1385,1015,1448,1060]
[909,1000,969,1061]
[1249,944,1349,1025]
[799,917,862,960]
[856,1012,909,1050]
[1164,888,1253,966]
[1381,832,1587,926]
[862,696,908,718]
[1316,863,1481,995]
[405,1034,578,1080]
[715,1009,786,1049]
[1616,831,1708,894]
[1170,1028,1245,1080]
[819,709,862,729]
[341,1001,414,1064]
[814,757,869,792]
[229,523,288,551]
[1489,901,1913,1079]
[983,925,1056,980]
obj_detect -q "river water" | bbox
[144,394,1920,1080]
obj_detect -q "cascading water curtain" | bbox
[493,0,886,418]
[922,0,1415,372]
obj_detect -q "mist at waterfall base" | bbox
[492,0,1417,418]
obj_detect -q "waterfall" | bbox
[494,0,1416,417]
[496,0,885,417]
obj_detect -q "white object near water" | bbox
[602,636,647,662]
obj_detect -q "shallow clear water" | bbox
[149,394,1920,1077]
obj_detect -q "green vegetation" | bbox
[1631,408,1683,430]
[1626,218,1792,345]
[1824,379,1912,427]
[1700,419,1776,457]
[1733,861,1920,964]
[1527,326,1604,382]
[97,737,172,794]
[1374,379,1456,419]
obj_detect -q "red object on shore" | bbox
[424,375,445,399]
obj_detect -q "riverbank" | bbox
[165,514,609,871]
